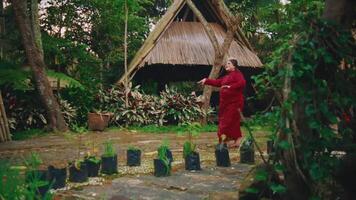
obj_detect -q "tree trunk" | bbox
[12,0,68,132]
[201,28,237,116]
[323,0,355,28]
[0,0,4,59]
[30,0,43,58]
[187,0,240,123]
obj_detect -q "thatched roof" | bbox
[118,0,262,84]
[140,21,262,67]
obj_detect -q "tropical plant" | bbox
[59,98,77,127]
[103,140,116,157]
[157,141,171,175]
[0,161,53,200]
[179,122,201,158]
[160,86,210,124]
[24,152,43,170]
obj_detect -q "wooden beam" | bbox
[118,0,185,84]
[210,0,253,51]
[186,0,221,56]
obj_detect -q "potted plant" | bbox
[157,139,173,165]
[84,136,101,177]
[215,142,231,167]
[180,123,201,171]
[47,163,67,189]
[154,143,171,177]
[240,137,255,164]
[24,153,51,197]
[101,140,118,175]
[88,110,112,131]
[85,155,101,177]
[69,127,88,182]
[127,146,141,166]
[68,160,88,183]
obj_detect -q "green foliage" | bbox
[59,98,78,127]
[86,156,101,164]
[71,124,87,134]
[269,183,286,194]
[126,124,217,134]
[3,90,47,131]
[103,140,116,157]
[254,169,268,181]
[160,86,210,125]
[178,122,201,158]
[0,161,25,200]
[249,0,355,198]
[167,81,200,95]
[0,161,53,200]
[157,140,171,175]
[183,141,195,158]
[245,187,259,194]
[0,61,31,90]
[46,70,84,89]
[12,129,47,141]
[24,152,43,171]
[60,86,96,126]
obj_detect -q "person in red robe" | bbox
[198,58,246,148]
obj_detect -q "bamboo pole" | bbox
[0,90,11,142]
[0,114,5,142]
[124,0,128,107]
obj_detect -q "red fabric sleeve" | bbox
[204,78,222,87]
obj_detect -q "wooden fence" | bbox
[0,91,11,142]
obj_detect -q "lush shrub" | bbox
[98,85,209,126]
[3,90,47,131]
[4,83,211,131]
[60,86,96,125]
[160,86,207,124]
[3,89,78,131]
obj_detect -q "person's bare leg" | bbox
[227,137,242,148]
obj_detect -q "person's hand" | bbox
[221,85,231,89]
[197,78,207,85]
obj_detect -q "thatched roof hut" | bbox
[118,0,262,84]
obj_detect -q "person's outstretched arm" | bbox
[198,78,223,87]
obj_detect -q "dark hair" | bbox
[228,58,239,68]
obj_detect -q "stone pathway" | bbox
[58,163,252,200]
[0,129,267,200]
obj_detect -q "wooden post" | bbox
[0,90,11,142]
[124,0,129,107]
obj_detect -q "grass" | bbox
[108,124,218,134]
[12,129,48,141]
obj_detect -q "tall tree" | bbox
[11,0,68,132]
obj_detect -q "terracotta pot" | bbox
[88,112,111,131]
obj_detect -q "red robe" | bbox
[204,70,246,142]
